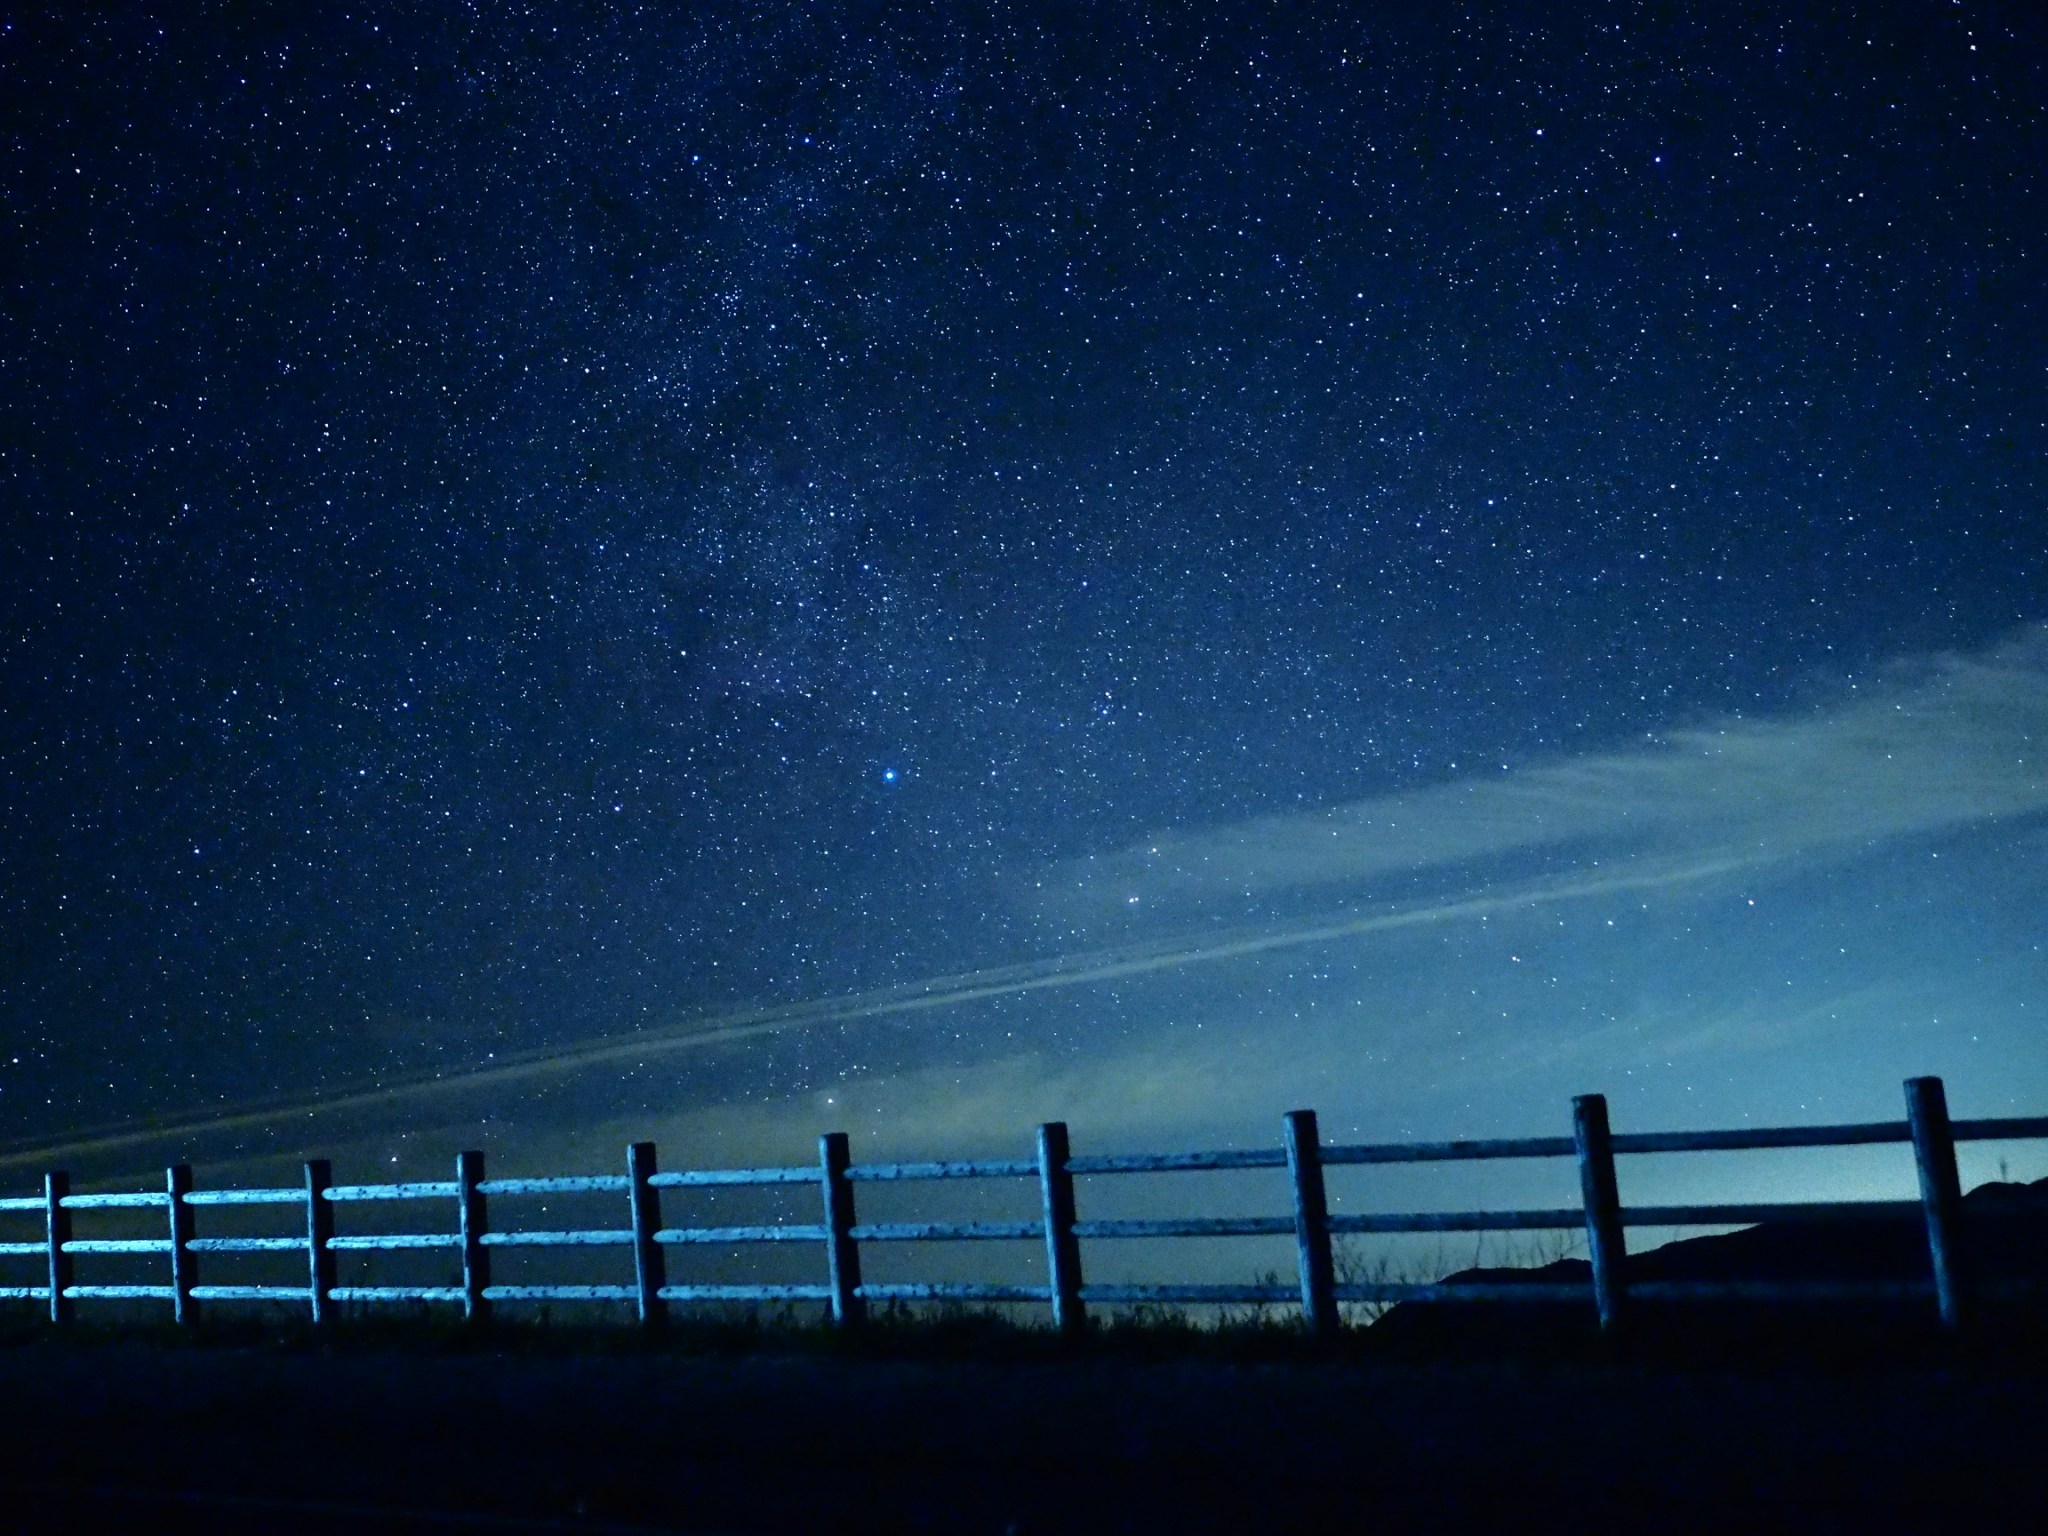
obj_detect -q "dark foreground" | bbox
[2,1327,2046,1535]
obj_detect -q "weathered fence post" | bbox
[457,1150,490,1324]
[1284,1109,1338,1338]
[1905,1075,1971,1330]
[819,1132,864,1327]
[1037,1121,1085,1336]
[1572,1094,1628,1333]
[44,1172,71,1325]
[167,1164,197,1325]
[627,1141,667,1328]
[305,1159,336,1324]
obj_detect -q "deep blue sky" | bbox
[3,2,2044,1159]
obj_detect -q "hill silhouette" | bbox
[1369,1176,2048,1355]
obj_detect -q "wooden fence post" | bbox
[819,1132,864,1327]
[1285,1109,1338,1338]
[167,1164,197,1325]
[457,1150,490,1324]
[305,1159,336,1324]
[1037,1122,1085,1336]
[1572,1094,1627,1333]
[1905,1075,1971,1330]
[44,1172,71,1325]
[627,1141,667,1328]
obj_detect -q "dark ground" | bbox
[2,1321,2045,1535]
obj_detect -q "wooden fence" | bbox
[3,1076,2043,1335]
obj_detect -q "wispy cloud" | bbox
[1024,625,2048,929]
[13,627,2045,1176]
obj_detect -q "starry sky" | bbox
[3,3,2045,1190]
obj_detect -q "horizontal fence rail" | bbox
[4,1078,2045,1335]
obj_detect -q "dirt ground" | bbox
[1,1331,2044,1534]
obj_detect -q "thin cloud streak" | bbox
[0,846,1783,1171]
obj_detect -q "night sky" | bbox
[4,4,2045,1194]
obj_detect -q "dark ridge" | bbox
[1367,1176,2048,1358]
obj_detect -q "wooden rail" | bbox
[2,1077,2043,1334]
